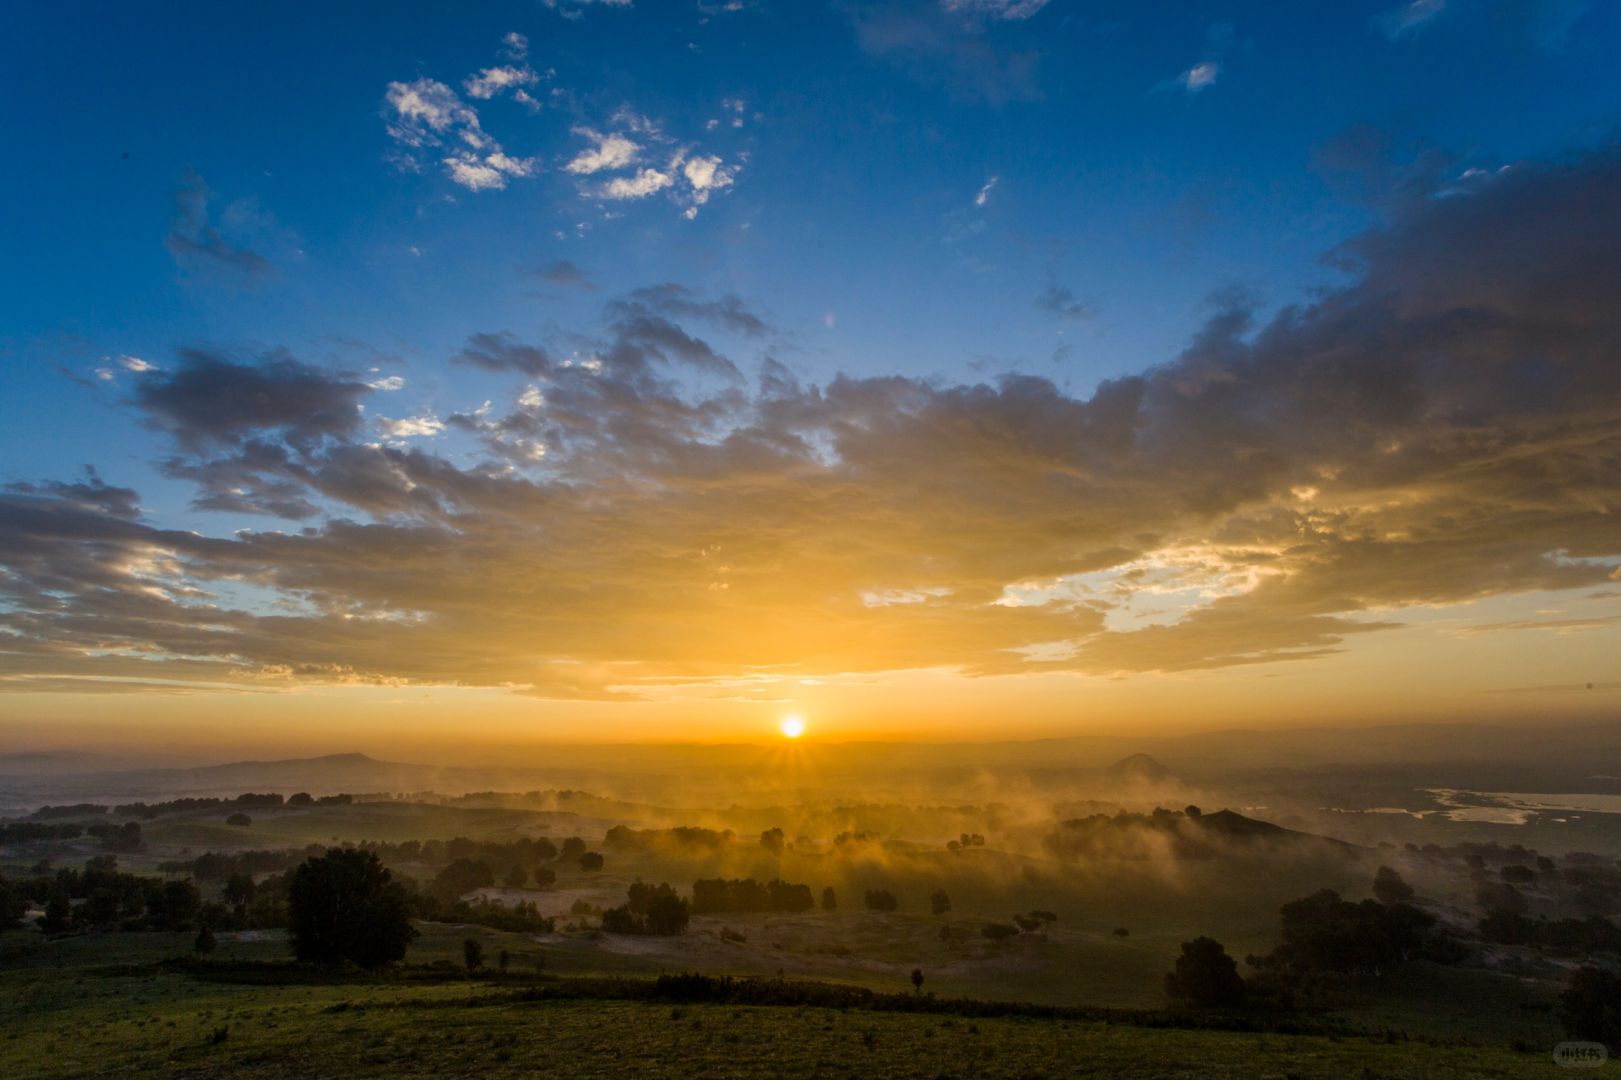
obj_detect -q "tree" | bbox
[578,851,604,871]
[930,890,951,916]
[864,889,898,912]
[1372,865,1414,905]
[1164,937,1246,1008]
[559,837,587,862]
[0,878,28,930]
[430,858,495,902]
[463,937,484,974]
[39,889,71,934]
[911,968,925,994]
[225,813,252,827]
[225,872,256,917]
[1560,967,1621,1051]
[287,848,416,968]
[760,827,785,853]
[287,792,314,807]
[981,923,1019,943]
[532,867,557,889]
[820,886,837,911]
[195,926,217,954]
[504,865,528,889]
[498,948,511,974]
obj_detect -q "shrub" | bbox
[225,813,252,827]
[1164,937,1246,1008]
[864,889,898,912]
[287,848,416,968]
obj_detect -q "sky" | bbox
[2,0,1620,756]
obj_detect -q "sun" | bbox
[779,714,806,739]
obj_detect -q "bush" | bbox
[1165,937,1246,1008]
[226,813,252,827]
[981,923,1018,943]
[930,890,951,916]
[578,852,604,871]
[195,926,217,954]
[864,889,898,912]
[1372,865,1414,905]
[287,849,417,968]
[463,937,484,973]
[820,886,837,911]
[1560,967,1621,1050]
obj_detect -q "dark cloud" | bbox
[847,1,1045,104]
[529,259,596,290]
[134,349,369,452]
[1035,274,1092,320]
[8,152,1621,697]
[164,171,272,278]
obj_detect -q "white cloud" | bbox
[941,0,1050,19]
[464,64,539,100]
[682,154,735,204]
[119,355,156,373]
[542,0,632,18]
[599,167,673,200]
[383,39,542,193]
[385,79,483,148]
[502,31,529,59]
[974,175,998,207]
[368,376,406,391]
[1377,0,1445,38]
[565,129,641,174]
[1178,62,1221,92]
[377,415,445,438]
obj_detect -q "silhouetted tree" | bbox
[760,827,785,853]
[559,837,587,861]
[820,886,837,911]
[287,848,416,968]
[39,889,71,934]
[911,968,924,994]
[195,926,217,954]
[1372,865,1415,905]
[430,858,495,902]
[147,880,202,931]
[0,878,28,930]
[287,792,314,807]
[930,890,951,916]
[224,872,256,918]
[504,866,528,889]
[1475,881,1527,915]
[225,813,252,827]
[578,851,604,871]
[1560,967,1621,1051]
[532,867,557,889]
[981,923,1018,943]
[463,937,484,973]
[1164,937,1246,1008]
[864,889,898,912]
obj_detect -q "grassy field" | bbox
[0,926,1567,1079]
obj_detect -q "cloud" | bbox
[530,259,596,290]
[1176,61,1220,93]
[1377,0,1446,38]
[565,129,641,174]
[464,64,539,100]
[542,0,633,17]
[1035,274,1092,320]
[974,175,998,207]
[165,172,272,278]
[11,150,1621,699]
[132,349,369,452]
[940,0,1049,19]
[599,167,674,200]
[851,2,1044,104]
[377,415,446,438]
[383,39,540,192]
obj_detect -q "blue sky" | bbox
[2,0,1620,745]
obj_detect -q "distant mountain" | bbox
[1047,805,1357,860]
[1104,753,1176,785]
